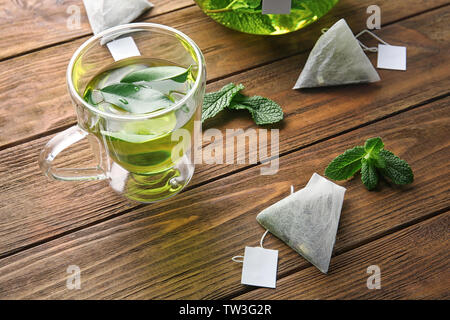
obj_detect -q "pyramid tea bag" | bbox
[293,19,380,89]
[256,173,346,273]
[83,0,153,35]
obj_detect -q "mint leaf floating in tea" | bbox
[229,93,283,125]
[121,65,191,83]
[325,137,414,191]
[98,83,174,114]
[202,83,244,122]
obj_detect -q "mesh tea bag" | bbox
[83,0,154,35]
[293,19,380,89]
[256,173,346,273]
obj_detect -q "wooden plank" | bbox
[0,1,448,148]
[0,8,448,257]
[0,99,448,299]
[0,0,195,60]
[235,212,450,300]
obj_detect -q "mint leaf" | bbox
[373,155,386,169]
[364,137,385,169]
[228,93,283,125]
[364,137,384,157]
[361,158,378,190]
[325,146,366,180]
[121,66,190,83]
[83,88,93,104]
[378,149,414,185]
[202,83,244,122]
[205,0,275,34]
[325,137,414,190]
[99,83,173,114]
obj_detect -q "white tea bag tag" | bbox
[262,0,291,15]
[106,37,141,62]
[241,246,278,288]
[377,44,407,70]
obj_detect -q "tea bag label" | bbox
[377,44,407,70]
[262,0,291,15]
[241,246,278,288]
[106,37,141,62]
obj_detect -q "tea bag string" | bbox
[355,29,390,53]
[232,185,295,263]
[322,27,390,53]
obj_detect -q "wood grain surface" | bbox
[0,0,447,148]
[0,0,448,300]
[0,6,448,258]
[0,98,448,299]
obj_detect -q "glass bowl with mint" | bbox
[195,0,339,35]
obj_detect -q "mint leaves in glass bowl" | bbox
[195,0,339,35]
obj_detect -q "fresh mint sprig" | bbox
[325,137,414,190]
[202,83,284,125]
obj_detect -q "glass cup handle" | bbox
[39,125,107,181]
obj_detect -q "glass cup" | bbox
[39,23,206,203]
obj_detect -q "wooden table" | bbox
[0,0,448,300]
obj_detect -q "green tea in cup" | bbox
[83,57,196,176]
[39,24,206,203]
